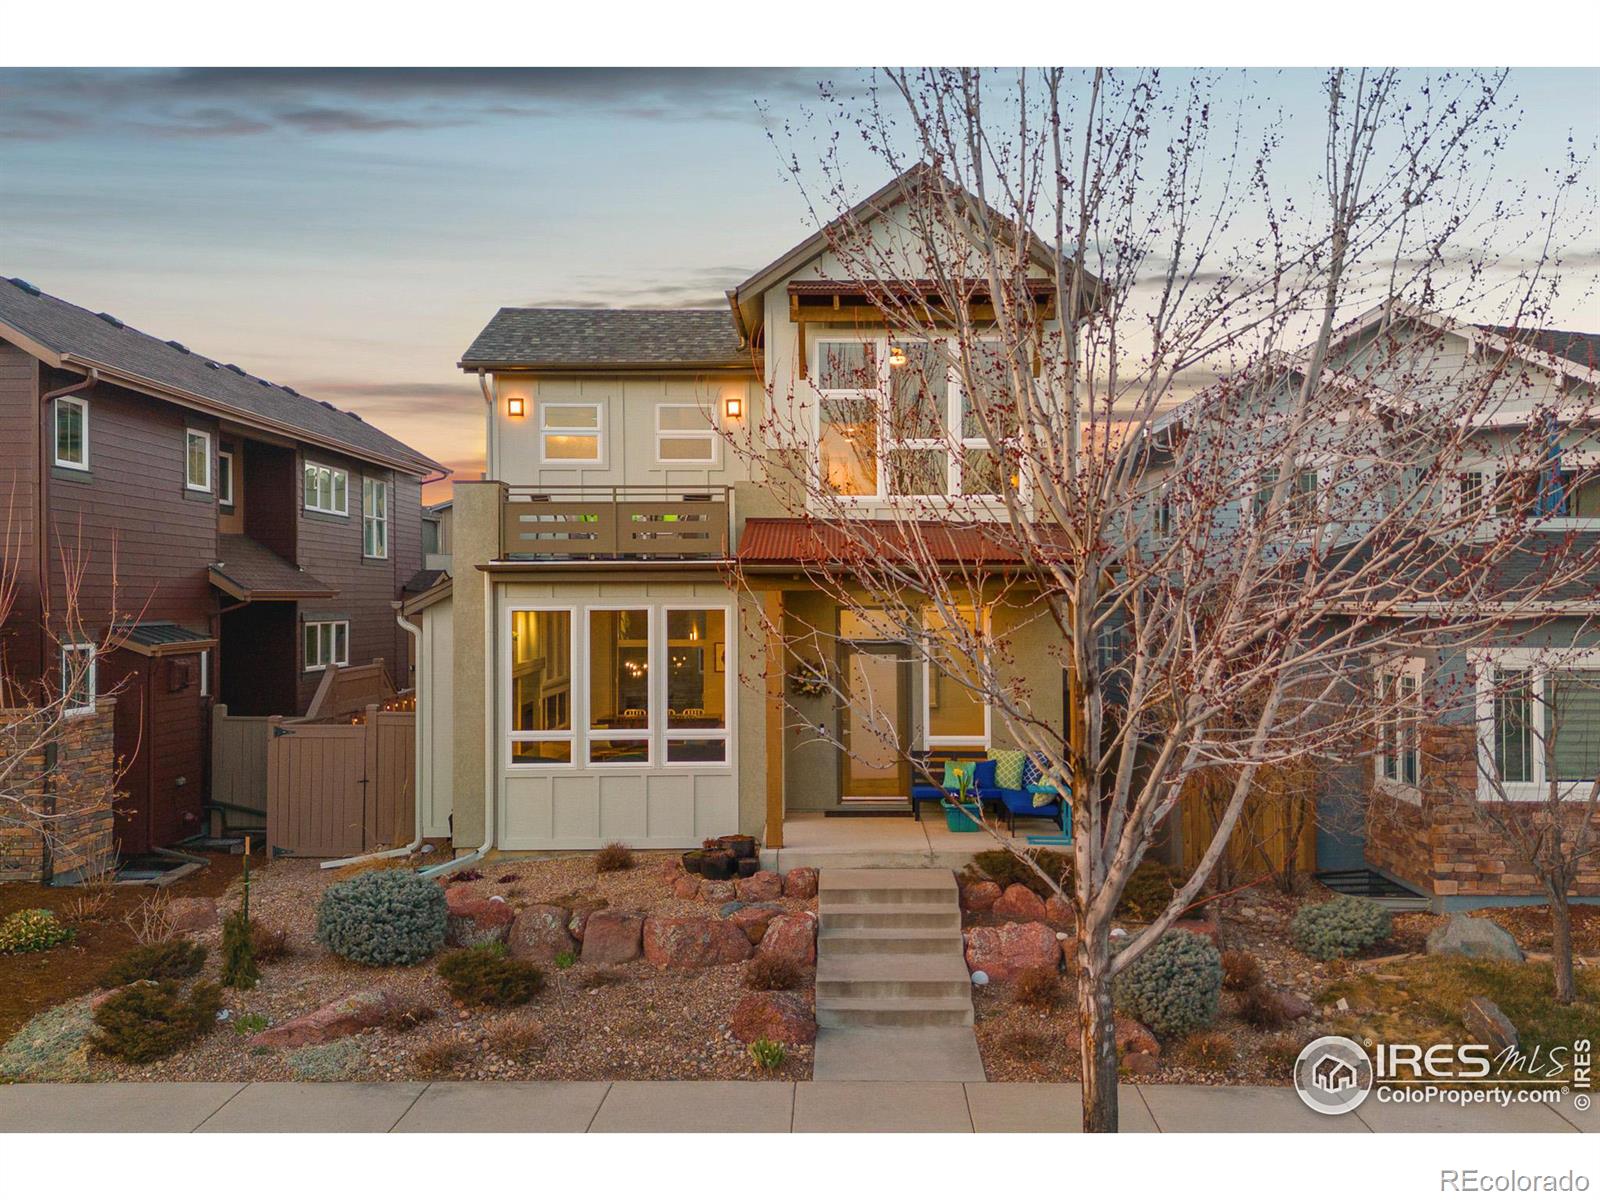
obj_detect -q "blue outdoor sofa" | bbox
[908,749,1070,836]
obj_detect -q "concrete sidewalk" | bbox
[0,1081,1591,1133]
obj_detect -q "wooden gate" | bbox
[210,704,272,833]
[265,705,415,858]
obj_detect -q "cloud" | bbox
[524,265,752,310]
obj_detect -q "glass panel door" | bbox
[838,643,909,800]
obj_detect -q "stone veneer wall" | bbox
[0,698,116,883]
[1364,723,1600,902]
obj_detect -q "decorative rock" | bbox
[735,870,783,902]
[698,879,736,904]
[729,903,785,944]
[642,917,752,969]
[506,905,576,962]
[719,901,747,918]
[1463,995,1519,1053]
[1276,991,1315,1022]
[970,970,990,986]
[783,867,819,899]
[250,990,398,1049]
[1426,914,1524,963]
[1044,895,1074,930]
[443,883,476,907]
[961,881,1002,912]
[166,897,218,934]
[579,911,645,964]
[672,875,700,900]
[567,909,592,943]
[993,884,1048,924]
[446,895,515,948]
[756,912,817,969]
[1122,1051,1159,1076]
[963,921,1061,983]
[729,991,817,1045]
[1114,1016,1160,1057]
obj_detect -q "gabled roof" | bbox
[1473,325,1600,374]
[458,308,750,372]
[0,276,445,477]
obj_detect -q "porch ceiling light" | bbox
[507,396,526,418]
[724,394,743,420]
[888,345,909,368]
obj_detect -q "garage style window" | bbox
[185,430,212,492]
[363,478,389,558]
[509,608,574,764]
[655,404,719,464]
[304,462,349,515]
[54,396,88,469]
[303,620,349,670]
[60,643,96,715]
[539,402,603,463]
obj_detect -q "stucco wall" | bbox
[448,480,500,851]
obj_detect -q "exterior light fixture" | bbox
[725,395,743,420]
[507,396,526,418]
[888,345,909,368]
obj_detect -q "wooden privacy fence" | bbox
[210,704,271,834]
[264,705,415,859]
[1176,761,1319,882]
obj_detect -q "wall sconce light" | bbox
[888,345,909,369]
[724,395,743,420]
[507,396,526,418]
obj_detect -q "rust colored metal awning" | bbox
[736,517,1029,569]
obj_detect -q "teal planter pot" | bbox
[941,799,982,832]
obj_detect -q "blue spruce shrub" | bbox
[1113,929,1223,1040]
[315,869,447,966]
[1290,894,1391,960]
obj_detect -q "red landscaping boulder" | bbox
[506,904,576,962]
[993,884,1047,924]
[698,879,736,904]
[446,888,515,947]
[1114,1016,1160,1057]
[672,875,700,899]
[580,911,645,964]
[250,990,399,1049]
[730,991,817,1045]
[642,917,752,969]
[963,921,1061,983]
[961,881,1001,913]
[783,867,818,899]
[728,903,786,944]
[166,897,218,934]
[735,870,783,902]
[756,912,817,969]
[1044,896,1074,931]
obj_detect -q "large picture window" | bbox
[923,605,988,749]
[588,608,651,763]
[665,608,728,763]
[509,608,574,764]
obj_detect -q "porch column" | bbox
[762,589,785,849]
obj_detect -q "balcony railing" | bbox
[500,485,731,560]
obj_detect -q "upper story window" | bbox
[60,642,96,715]
[185,430,212,492]
[303,619,349,671]
[1251,465,1319,525]
[363,478,389,558]
[1481,651,1600,797]
[217,450,235,506]
[540,402,603,464]
[54,396,88,469]
[655,404,719,464]
[304,462,349,515]
[1376,657,1423,794]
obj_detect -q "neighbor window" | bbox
[588,608,651,764]
[303,620,349,670]
[655,404,718,464]
[217,450,235,506]
[1377,658,1423,791]
[362,478,389,558]
[1252,465,1319,524]
[923,605,988,749]
[60,643,96,715]
[304,462,348,515]
[509,608,574,764]
[54,396,88,469]
[1484,655,1600,795]
[185,430,212,492]
[539,402,603,463]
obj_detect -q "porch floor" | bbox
[761,812,1062,872]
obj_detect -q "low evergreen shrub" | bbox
[0,908,73,954]
[99,939,206,988]
[437,944,545,1007]
[1290,895,1392,960]
[1113,929,1222,1039]
[90,980,223,1063]
[315,869,447,966]
[970,848,1072,898]
[221,908,259,990]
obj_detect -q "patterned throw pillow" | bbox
[1021,756,1042,790]
[992,749,1027,790]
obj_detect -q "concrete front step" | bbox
[818,928,965,956]
[819,903,961,932]
[817,867,958,908]
[818,886,959,906]
[817,954,972,1001]
[816,995,976,1029]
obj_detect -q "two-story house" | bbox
[409,167,1075,863]
[0,277,444,859]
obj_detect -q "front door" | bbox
[838,642,909,802]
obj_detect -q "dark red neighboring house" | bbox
[0,276,445,857]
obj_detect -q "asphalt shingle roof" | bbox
[459,308,748,370]
[1475,325,1600,373]
[0,276,442,475]
[210,534,336,600]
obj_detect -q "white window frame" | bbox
[662,604,732,766]
[216,450,234,506]
[362,477,389,559]
[199,648,211,698]
[1249,462,1321,528]
[60,642,96,716]
[583,605,655,767]
[1375,656,1424,801]
[921,605,991,751]
[53,395,89,470]
[538,400,604,466]
[303,462,349,516]
[654,404,720,466]
[185,429,212,493]
[504,604,578,768]
[1474,648,1600,802]
[302,619,350,671]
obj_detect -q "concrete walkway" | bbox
[0,1081,1590,1133]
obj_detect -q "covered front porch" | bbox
[760,811,1066,872]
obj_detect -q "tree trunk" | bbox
[1077,922,1119,1133]
[1548,885,1575,1005]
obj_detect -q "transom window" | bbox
[363,478,389,558]
[1377,658,1423,792]
[304,463,349,515]
[539,402,603,464]
[185,430,212,492]
[303,620,349,671]
[655,404,719,464]
[54,396,88,469]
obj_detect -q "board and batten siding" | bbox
[493,578,744,851]
[417,593,454,839]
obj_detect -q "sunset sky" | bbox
[2,67,1596,502]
